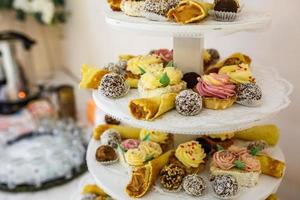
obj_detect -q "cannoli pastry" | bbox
[107,0,122,11]
[126,150,174,198]
[79,64,109,89]
[219,63,255,84]
[93,124,141,140]
[167,0,213,24]
[120,0,146,17]
[206,53,251,74]
[256,154,285,178]
[129,93,177,121]
[234,124,280,146]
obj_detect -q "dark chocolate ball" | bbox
[182,72,201,89]
[214,0,239,13]
[195,137,212,154]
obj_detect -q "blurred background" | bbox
[0,0,299,199]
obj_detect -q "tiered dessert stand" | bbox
[87,6,293,200]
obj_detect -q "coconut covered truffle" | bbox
[182,174,206,196]
[236,83,263,107]
[144,0,181,20]
[175,90,203,116]
[160,163,186,192]
[99,73,129,98]
[100,129,122,149]
[211,175,239,199]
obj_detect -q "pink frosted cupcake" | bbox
[196,73,236,110]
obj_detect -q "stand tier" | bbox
[93,65,292,134]
[87,138,284,200]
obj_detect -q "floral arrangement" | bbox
[0,0,68,25]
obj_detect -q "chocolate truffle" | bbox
[207,49,220,64]
[144,0,170,16]
[99,73,129,98]
[95,145,118,163]
[175,90,202,116]
[182,72,201,89]
[214,0,239,13]
[236,83,263,107]
[211,175,239,199]
[195,137,212,154]
[183,174,206,196]
[104,115,121,125]
[160,164,186,192]
[100,129,122,149]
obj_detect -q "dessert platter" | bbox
[79,0,293,199]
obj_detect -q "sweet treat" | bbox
[160,163,186,192]
[247,140,268,152]
[256,154,285,178]
[82,184,108,197]
[125,148,147,166]
[126,150,174,198]
[182,72,201,89]
[236,83,263,107]
[195,137,213,154]
[121,139,141,150]
[99,73,129,98]
[143,0,170,21]
[196,73,236,110]
[79,64,109,89]
[266,194,279,200]
[182,174,206,196]
[95,145,118,163]
[175,141,206,174]
[138,66,186,97]
[104,114,121,125]
[120,0,146,17]
[175,90,203,116]
[126,55,162,76]
[219,64,255,84]
[208,132,235,141]
[100,129,122,148]
[234,124,280,146]
[212,0,240,22]
[151,49,173,63]
[129,93,177,121]
[104,62,123,74]
[139,141,163,159]
[167,0,213,24]
[108,0,122,11]
[93,124,141,140]
[204,49,220,72]
[211,175,239,199]
[210,146,261,187]
[139,129,174,151]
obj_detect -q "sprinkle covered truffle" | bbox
[100,129,122,149]
[175,90,203,116]
[211,175,239,199]
[160,163,186,192]
[182,174,206,196]
[99,73,129,98]
[236,83,263,107]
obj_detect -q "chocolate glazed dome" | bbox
[214,0,239,13]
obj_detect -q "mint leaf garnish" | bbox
[117,144,126,153]
[159,73,170,87]
[139,67,146,75]
[217,144,224,151]
[250,147,259,156]
[234,160,245,170]
[142,133,151,142]
[166,61,174,68]
[145,155,154,162]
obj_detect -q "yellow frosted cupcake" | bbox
[139,141,163,159]
[140,129,174,152]
[125,148,147,167]
[196,73,236,110]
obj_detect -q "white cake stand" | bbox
[87,139,284,200]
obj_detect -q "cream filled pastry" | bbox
[175,141,206,168]
[219,63,255,84]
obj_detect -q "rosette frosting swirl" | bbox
[139,141,162,159]
[213,150,236,170]
[125,148,147,166]
[140,129,169,144]
[121,139,140,151]
[196,73,236,99]
[175,141,206,168]
[240,153,261,172]
[228,145,248,157]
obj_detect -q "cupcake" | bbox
[160,163,186,192]
[211,174,239,199]
[175,90,203,116]
[121,139,141,151]
[196,73,236,110]
[173,141,206,174]
[120,0,146,17]
[236,83,263,107]
[99,73,129,98]
[139,141,163,159]
[143,0,181,21]
[139,129,174,152]
[124,148,147,167]
[95,145,118,165]
[182,174,206,196]
[100,129,122,149]
[211,0,240,22]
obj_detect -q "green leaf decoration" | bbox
[250,147,259,156]
[166,61,174,68]
[159,73,170,87]
[216,144,224,151]
[142,133,151,142]
[117,144,126,153]
[139,67,146,75]
[145,155,154,162]
[234,160,245,170]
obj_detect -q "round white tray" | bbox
[93,65,293,135]
[87,138,284,200]
[105,9,271,37]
